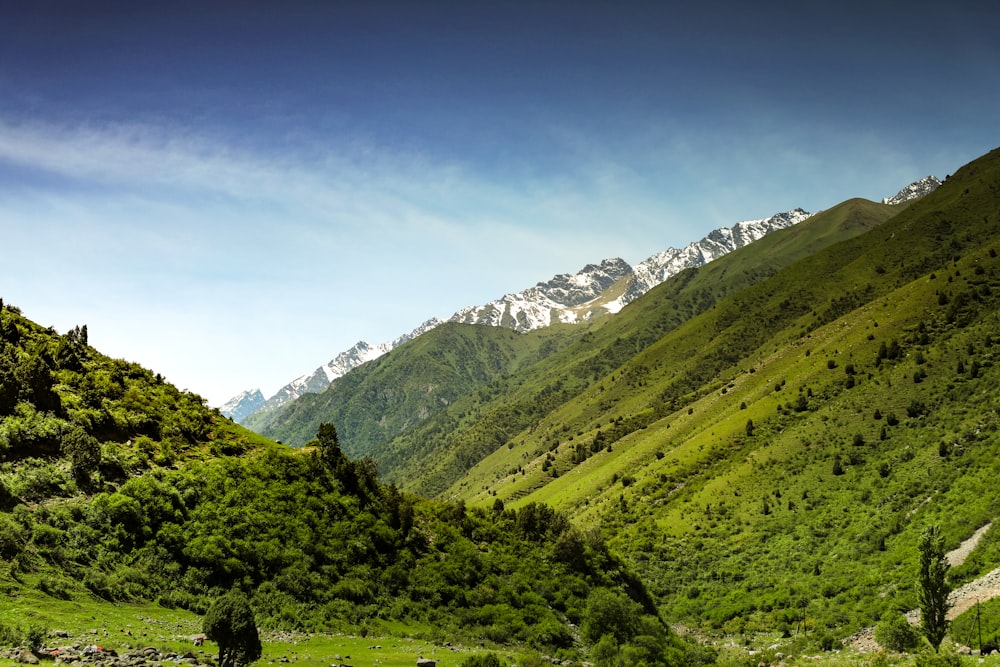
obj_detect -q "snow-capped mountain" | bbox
[617,208,813,309]
[226,210,810,422]
[448,258,633,332]
[219,389,265,421]
[244,318,443,419]
[882,176,942,205]
[225,177,938,423]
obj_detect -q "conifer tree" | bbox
[918,524,950,651]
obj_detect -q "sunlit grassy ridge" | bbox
[259,146,1000,640]
[441,146,1000,636]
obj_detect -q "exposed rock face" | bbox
[882,175,942,205]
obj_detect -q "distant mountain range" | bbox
[221,178,938,422]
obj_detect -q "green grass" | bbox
[339,145,1000,637]
[0,593,516,667]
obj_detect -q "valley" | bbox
[4,147,1000,667]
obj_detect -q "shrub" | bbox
[914,650,963,667]
[0,621,22,646]
[874,613,920,652]
[581,588,642,644]
[460,653,504,667]
[26,624,47,651]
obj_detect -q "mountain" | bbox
[881,174,942,205]
[231,207,814,424]
[407,148,1000,636]
[619,208,813,307]
[448,257,633,331]
[253,150,1000,643]
[242,318,443,425]
[218,388,264,421]
[0,303,681,662]
[253,321,579,451]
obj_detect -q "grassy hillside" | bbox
[364,197,900,497]
[257,145,1000,643]
[441,145,1000,637]
[0,304,688,666]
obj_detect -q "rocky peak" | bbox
[882,176,942,205]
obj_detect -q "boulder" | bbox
[16,650,40,665]
[416,659,436,667]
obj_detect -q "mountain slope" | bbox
[229,208,813,423]
[0,303,687,663]
[366,197,898,498]
[235,318,442,423]
[257,322,580,452]
[440,146,1000,635]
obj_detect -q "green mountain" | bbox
[261,146,1000,641]
[263,195,900,496]
[254,321,579,453]
[447,145,1000,636]
[0,302,686,665]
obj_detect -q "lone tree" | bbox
[62,425,101,487]
[918,524,951,652]
[203,591,262,667]
[316,422,345,469]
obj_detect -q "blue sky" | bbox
[1,1,998,406]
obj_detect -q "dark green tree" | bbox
[918,524,951,652]
[203,591,263,667]
[62,425,101,486]
[832,455,845,476]
[316,422,344,469]
[581,588,642,644]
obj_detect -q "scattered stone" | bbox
[16,650,40,665]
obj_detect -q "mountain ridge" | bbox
[225,208,815,422]
[224,177,937,423]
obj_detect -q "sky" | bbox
[1,1,998,406]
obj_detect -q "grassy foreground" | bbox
[0,593,540,667]
[4,592,1000,667]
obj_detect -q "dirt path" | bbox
[944,522,997,620]
[851,522,997,651]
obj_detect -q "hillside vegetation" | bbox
[0,303,693,666]
[261,146,1000,643]
[450,146,1000,638]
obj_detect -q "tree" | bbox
[918,524,951,652]
[316,422,344,469]
[874,612,920,652]
[62,425,101,486]
[203,591,262,667]
[581,588,642,644]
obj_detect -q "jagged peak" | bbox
[882,176,942,205]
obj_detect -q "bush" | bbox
[0,620,22,646]
[581,588,643,644]
[460,653,504,667]
[914,650,964,667]
[874,613,920,652]
[26,624,47,651]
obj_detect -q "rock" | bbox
[51,631,71,638]
[416,659,437,667]
[17,650,40,665]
